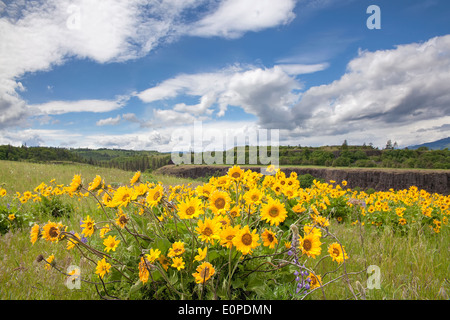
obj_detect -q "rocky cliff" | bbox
[155,165,450,195]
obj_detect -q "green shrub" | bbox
[0,202,34,235]
[297,173,323,188]
[37,196,74,218]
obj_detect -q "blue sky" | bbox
[1,0,450,151]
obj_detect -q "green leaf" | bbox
[154,238,171,252]
[129,279,143,297]
[231,277,244,289]
[108,268,123,282]
[207,249,221,262]
[169,270,179,286]
[246,273,266,297]
[151,270,162,282]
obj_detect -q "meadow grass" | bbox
[0,160,448,300]
[0,160,196,194]
[0,160,199,299]
[306,222,450,300]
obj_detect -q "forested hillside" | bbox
[0,145,170,172]
[1,142,449,171]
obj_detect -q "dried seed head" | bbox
[36,254,44,263]
[290,224,299,248]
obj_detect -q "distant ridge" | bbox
[407,137,450,150]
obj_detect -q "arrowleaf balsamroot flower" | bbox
[243,188,263,206]
[80,215,95,237]
[111,186,133,208]
[146,248,161,263]
[177,196,203,219]
[115,211,129,229]
[232,225,260,255]
[99,224,111,238]
[194,247,207,262]
[30,224,40,245]
[299,233,322,259]
[227,165,244,181]
[66,232,81,250]
[196,217,221,244]
[308,272,322,290]
[139,257,149,284]
[44,254,55,270]
[328,242,349,264]
[42,221,62,243]
[192,262,215,284]
[208,190,231,215]
[146,185,164,208]
[95,258,111,279]
[261,229,278,249]
[219,225,240,249]
[88,175,103,191]
[130,171,141,185]
[103,235,120,252]
[66,174,82,193]
[171,257,185,270]
[168,241,185,258]
[158,255,170,271]
[260,197,287,226]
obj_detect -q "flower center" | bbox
[269,206,279,217]
[214,198,225,209]
[186,206,195,216]
[203,227,213,236]
[251,195,259,201]
[303,239,312,251]
[49,226,59,238]
[200,267,210,279]
[333,248,340,256]
[267,233,274,242]
[231,172,241,179]
[153,191,161,201]
[241,233,252,246]
[119,215,129,225]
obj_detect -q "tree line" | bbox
[185,144,450,169]
[0,145,171,172]
[1,143,448,171]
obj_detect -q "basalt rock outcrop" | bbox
[155,165,450,195]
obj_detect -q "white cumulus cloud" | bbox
[187,0,297,38]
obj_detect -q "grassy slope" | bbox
[0,160,197,299]
[0,160,196,193]
[0,160,449,300]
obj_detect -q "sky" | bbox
[1,0,450,153]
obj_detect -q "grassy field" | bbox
[0,160,197,193]
[0,160,449,300]
[0,160,197,299]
